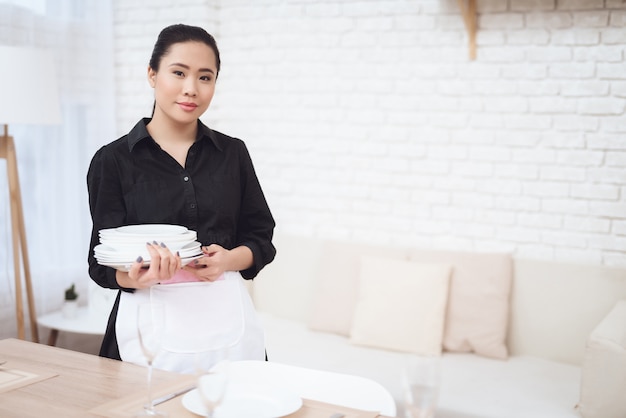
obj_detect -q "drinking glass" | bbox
[403,354,441,418]
[135,302,167,417]
[195,348,231,418]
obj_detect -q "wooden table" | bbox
[0,338,393,417]
[0,338,191,418]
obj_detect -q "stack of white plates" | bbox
[94,224,203,272]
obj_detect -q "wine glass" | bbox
[403,354,441,418]
[195,348,231,418]
[135,302,167,417]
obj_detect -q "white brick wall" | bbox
[112,0,626,267]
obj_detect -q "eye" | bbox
[200,75,213,82]
[173,70,184,77]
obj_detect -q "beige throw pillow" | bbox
[349,257,451,355]
[307,240,407,336]
[409,249,513,359]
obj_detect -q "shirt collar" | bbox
[127,118,223,152]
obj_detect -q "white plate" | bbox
[97,254,203,272]
[100,231,197,245]
[99,225,190,238]
[115,224,188,236]
[94,241,201,259]
[182,381,302,418]
[94,251,201,261]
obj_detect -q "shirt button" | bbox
[183,176,189,182]
[190,203,196,209]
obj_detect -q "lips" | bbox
[177,102,198,112]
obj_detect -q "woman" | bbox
[87,24,276,372]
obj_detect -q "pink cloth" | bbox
[159,269,202,285]
[159,269,226,285]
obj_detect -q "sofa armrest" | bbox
[578,300,626,418]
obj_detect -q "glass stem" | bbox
[146,361,154,412]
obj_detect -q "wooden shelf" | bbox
[458,0,477,60]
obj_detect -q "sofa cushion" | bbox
[408,249,512,359]
[348,257,451,355]
[577,300,626,418]
[307,240,407,336]
[253,234,323,323]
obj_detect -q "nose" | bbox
[183,78,197,97]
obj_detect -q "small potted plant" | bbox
[62,283,79,318]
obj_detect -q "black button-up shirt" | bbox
[87,118,276,289]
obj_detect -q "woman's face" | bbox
[148,41,218,125]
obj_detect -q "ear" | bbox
[147,67,157,88]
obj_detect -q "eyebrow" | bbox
[168,62,215,74]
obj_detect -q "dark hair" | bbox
[149,23,221,76]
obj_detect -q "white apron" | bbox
[116,271,265,374]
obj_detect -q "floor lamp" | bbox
[0,46,61,342]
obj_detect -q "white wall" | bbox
[112,0,626,268]
[0,0,115,350]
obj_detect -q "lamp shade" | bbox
[0,46,61,125]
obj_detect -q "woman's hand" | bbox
[183,244,253,282]
[116,241,182,289]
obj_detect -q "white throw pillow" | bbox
[349,257,451,355]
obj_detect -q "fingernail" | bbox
[160,242,166,248]
[153,240,158,245]
[136,256,143,263]
[176,251,180,256]
[146,242,151,246]
[193,259,199,265]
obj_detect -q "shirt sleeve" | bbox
[86,146,131,290]
[234,140,276,279]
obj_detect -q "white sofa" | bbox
[249,233,626,418]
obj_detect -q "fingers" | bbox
[145,241,181,281]
[182,257,223,282]
[201,243,222,256]
[193,244,229,281]
[169,250,182,277]
[121,242,182,289]
[127,255,145,280]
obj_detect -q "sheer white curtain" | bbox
[0,0,115,338]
